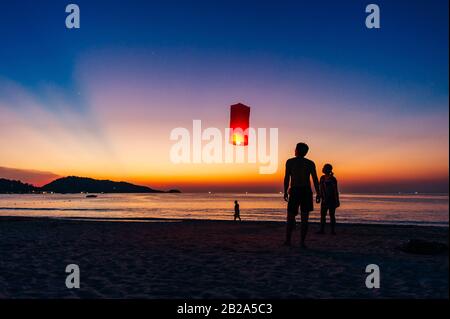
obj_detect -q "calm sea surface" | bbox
[0,193,448,226]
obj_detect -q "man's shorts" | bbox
[287,186,314,216]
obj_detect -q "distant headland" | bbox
[0,176,181,194]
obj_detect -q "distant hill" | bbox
[0,178,37,193]
[0,176,174,194]
[40,176,164,193]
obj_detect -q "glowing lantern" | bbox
[229,103,250,146]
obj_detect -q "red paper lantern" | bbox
[229,103,250,146]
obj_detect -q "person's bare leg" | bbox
[300,210,309,248]
[285,196,299,246]
[318,206,327,234]
[285,214,295,246]
[330,208,336,234]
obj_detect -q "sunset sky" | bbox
[0,0,448,193]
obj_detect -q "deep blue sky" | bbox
[0,0,448,100]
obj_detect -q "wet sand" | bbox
[0,217,448,298]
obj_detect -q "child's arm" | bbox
[319,176,325,198]
[334,177,340,207]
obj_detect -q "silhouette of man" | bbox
[234,200,241,221]
[283,142,320,248]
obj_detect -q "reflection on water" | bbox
[0,193,448,226]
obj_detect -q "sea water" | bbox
[0,193,448,226]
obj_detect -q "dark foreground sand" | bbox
[0,217,448,298]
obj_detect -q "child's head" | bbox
[322,163,333,175]
[235,200,238,204]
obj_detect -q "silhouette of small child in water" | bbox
[318,164,340,235]
[234,200,241,221]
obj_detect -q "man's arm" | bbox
[311,163,320,195]
[283,160,290,201]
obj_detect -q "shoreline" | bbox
[0,216,448,298]
[0,215,448,228]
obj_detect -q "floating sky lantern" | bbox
[229,103,250,146]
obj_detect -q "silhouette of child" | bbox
[234,200,241,221]
[318,164,340,235]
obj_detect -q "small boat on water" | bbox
[85,194,98,198]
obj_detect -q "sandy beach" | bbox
[0,217,448,299]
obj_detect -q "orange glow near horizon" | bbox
[1,118,448,192]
